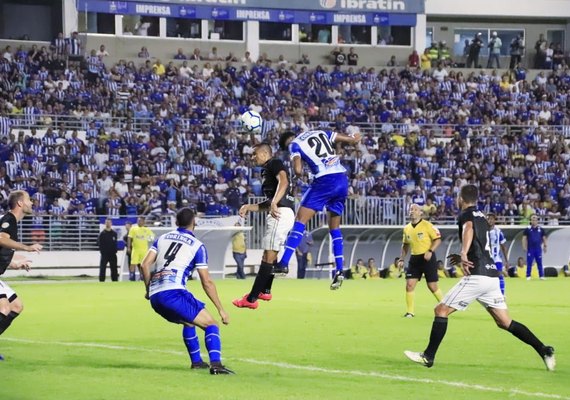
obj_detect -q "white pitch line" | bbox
[1,337,567,400]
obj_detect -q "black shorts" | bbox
[406,254,438,282]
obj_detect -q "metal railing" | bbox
[5,114,570,139]
[245,196,407,249]
[19,214,102,251]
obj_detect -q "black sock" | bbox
[424,317,448,360]
[247,262,273,303]
[264,272,275,294]
[0,311,19,335]
[508,320,545,355]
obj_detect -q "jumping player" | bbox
[233,143,295,309]
[276,130,361,290]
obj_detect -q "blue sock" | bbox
[204,325,221,363]
[183,326,202,364]
[499,275,505,295]
[279,221,306,266]
[330,229,344,272]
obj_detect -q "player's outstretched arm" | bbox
[9,254,32,271]
[334,132,362,144]
[140,249,157,299]
[197,268,229,325]
[0,233,42,253]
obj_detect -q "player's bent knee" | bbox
[11,301,23,314]
[434,303,450,317]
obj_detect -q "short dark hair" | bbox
[253,142,272,156]
[176,207,195,228]
[278,131,296,151]
[8,190,26,210]
[487,213,496,219]
[460,185,478,203]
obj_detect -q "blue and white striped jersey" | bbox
[488,226,506,263]
[289,130,346,178]
[148,228,208,296]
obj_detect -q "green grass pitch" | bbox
[0,277,568,400]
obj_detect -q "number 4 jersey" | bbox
[148,228,208,296]
[289,130,346,178]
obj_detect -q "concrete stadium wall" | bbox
[310,225,570,273]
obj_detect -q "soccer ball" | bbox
[240,110,263,133]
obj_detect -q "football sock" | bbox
[508,320,544,355]
[406,291,415,314]
[279,222,306,266]
[432,289,443,302]
[247,262,272,303]
[0,311,19,336]
[204,325,222,363]
[263,270,275,294]
[182,326,203,364]
[498,275,505,295]
[329,229,344,272]
[424,316,448,360]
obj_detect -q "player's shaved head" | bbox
[253,143,272,156]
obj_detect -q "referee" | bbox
[398,204,443,317]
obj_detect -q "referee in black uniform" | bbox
[0,190,43,360]
[405,185,556,371]
[98,218,118,282]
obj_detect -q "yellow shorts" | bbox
[131,250,146,265]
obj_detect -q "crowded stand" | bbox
[0,40,570,226]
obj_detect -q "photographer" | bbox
[487,31,502,68]
[509,34,524,69]
[466,32,483,68]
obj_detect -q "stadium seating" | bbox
[0,41,569,227]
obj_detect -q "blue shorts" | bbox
[301,173,348,215]
[150,289,205,324]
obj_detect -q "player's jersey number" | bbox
[308,132,335,158]
[164,242,182,267]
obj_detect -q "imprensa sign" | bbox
[80,0,418,25]
[100,0,425,13]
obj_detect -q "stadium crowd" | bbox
[1,40,570,225]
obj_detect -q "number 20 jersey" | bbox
[148,228,208,296]
[289,130,347,178]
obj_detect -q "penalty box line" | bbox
[1,337,567,400]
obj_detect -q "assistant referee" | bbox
[398,204,443,317]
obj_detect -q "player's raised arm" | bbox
[333,132,362,144]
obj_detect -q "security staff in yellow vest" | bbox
[428,43,439,67]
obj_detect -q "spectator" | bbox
[420,48,432,70]
[241,51,252,63]
[387,55,398,67]
[347,47,359,66]
[544,43,554,69]
[96,45,109,58]
[97,218,118,282]
[466,32,483,68]
[462,39,470,65]
[296,231,313,279]
[350,258,368,279]
[137,46,150,58]
[231,222,247,279]
[368,258,380,278]
[408,50,420,68]
[190,48,202,60]
[174,48,186,60]
[534,33,547,69]
[509,34,524,69]
[331,47,346,66]
[207,46,222,61]
[225,52,238,62]
[297,53,310,64]
[487,31,502,68]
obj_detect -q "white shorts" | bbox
[262,207,295,252]
[0,280,16,301]
[442,275,507,311]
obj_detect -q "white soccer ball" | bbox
[240,110,263,133]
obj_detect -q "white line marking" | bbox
[1,337,567,400]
